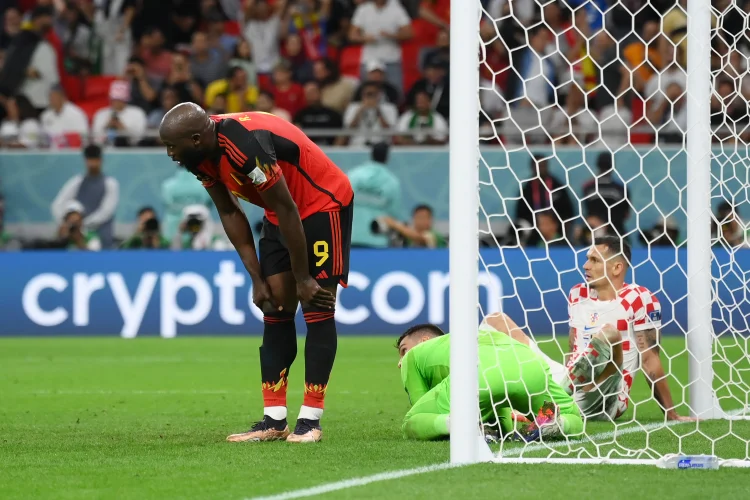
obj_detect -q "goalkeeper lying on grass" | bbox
[396,316,583,441]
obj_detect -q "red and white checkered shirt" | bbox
[568,282,662,398]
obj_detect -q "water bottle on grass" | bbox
[656,454,720,470]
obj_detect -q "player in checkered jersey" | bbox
[565,236,694,422]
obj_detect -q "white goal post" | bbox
[449,0,750,466]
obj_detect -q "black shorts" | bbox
[259,203,353,288]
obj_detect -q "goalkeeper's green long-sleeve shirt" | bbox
[399,331,581,440]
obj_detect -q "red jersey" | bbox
[193,112,352,224]
[272,83,306,117]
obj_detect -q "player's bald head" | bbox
[159,102,210,142]
[159,103,217,170]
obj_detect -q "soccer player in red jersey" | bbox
[159,103,354,443]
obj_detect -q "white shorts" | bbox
[573,373,628,421]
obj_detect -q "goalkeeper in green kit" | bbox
[396,314,583,441]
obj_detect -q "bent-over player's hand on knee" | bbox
[297,277,335,309]
[252,279,279,313]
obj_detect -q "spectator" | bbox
[663,0,687,69]
[208,92,228,114]
[640,215,681,247]
[256,90,292,121]
[147,86,180,130]
[582,153,629,237]
[55,200,102,251]
[0,95,42,148]
[572,214,611,247]
[40,85,89,148]
[353,60,399,105]
[0,7,21,50]
[121,207,170,249]
[168,2,200,47]
[282,33,313,83]
[95,0,136,76]
[711,78,747,144]
[205,8,237,56]
[396,89,448,145]
[294,81,343,145]
[650,82,686,144]
[343,81,398,146]
[92,80,148,146]
[383,204,446,248]
[243,0,284,77]
[405,60,449,120]
[508,25,555,110]
[0,194,21,251]
[123,56,158,112]
[190,31,228,88]
[422,28,449,71]
[515,155,574,238]
[349,142,402,248]
[229,38,258,89]
[269,59,306,118]
[644,40,685,125]
[713,201,747,248]
[478,35,510,120]
[418,0,450,35]
[534,210,567,248]
[172,204,230,250]
[587,30,631,150]
[312,58,355,114]
[281,0,331,61]
[0,6,59,113]
[137,26,173,83]
[349,0,413,94]
[205,66,259,113]
[622,20,662,94]
[55,1,95,75]
[51,144,119,248]
[161,166,212,240]
[163,52,204,105]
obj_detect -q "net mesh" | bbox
[473,0,750,462]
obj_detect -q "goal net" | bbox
[448,0,750,466]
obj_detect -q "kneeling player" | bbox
[160,104,354,442]
[396,324,583,441]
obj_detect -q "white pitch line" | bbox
[246,408,750,500]
[246,463,459,500]
[502,407,749,457]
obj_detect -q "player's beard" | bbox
[179,148,208,170]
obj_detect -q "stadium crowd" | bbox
[2,0,748,148]
[0,0,748,251]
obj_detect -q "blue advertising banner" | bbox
[1,248,748,337]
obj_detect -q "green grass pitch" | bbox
[2,336,750,500]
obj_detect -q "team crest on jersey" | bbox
[589,312,599,326]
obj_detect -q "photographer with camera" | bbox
[378,204,446,248]
[171,204,231,251]
[55,200,101,251]
[121,207,170,249]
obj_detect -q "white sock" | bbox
[298,405,323,421]
[264,406,287,421]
